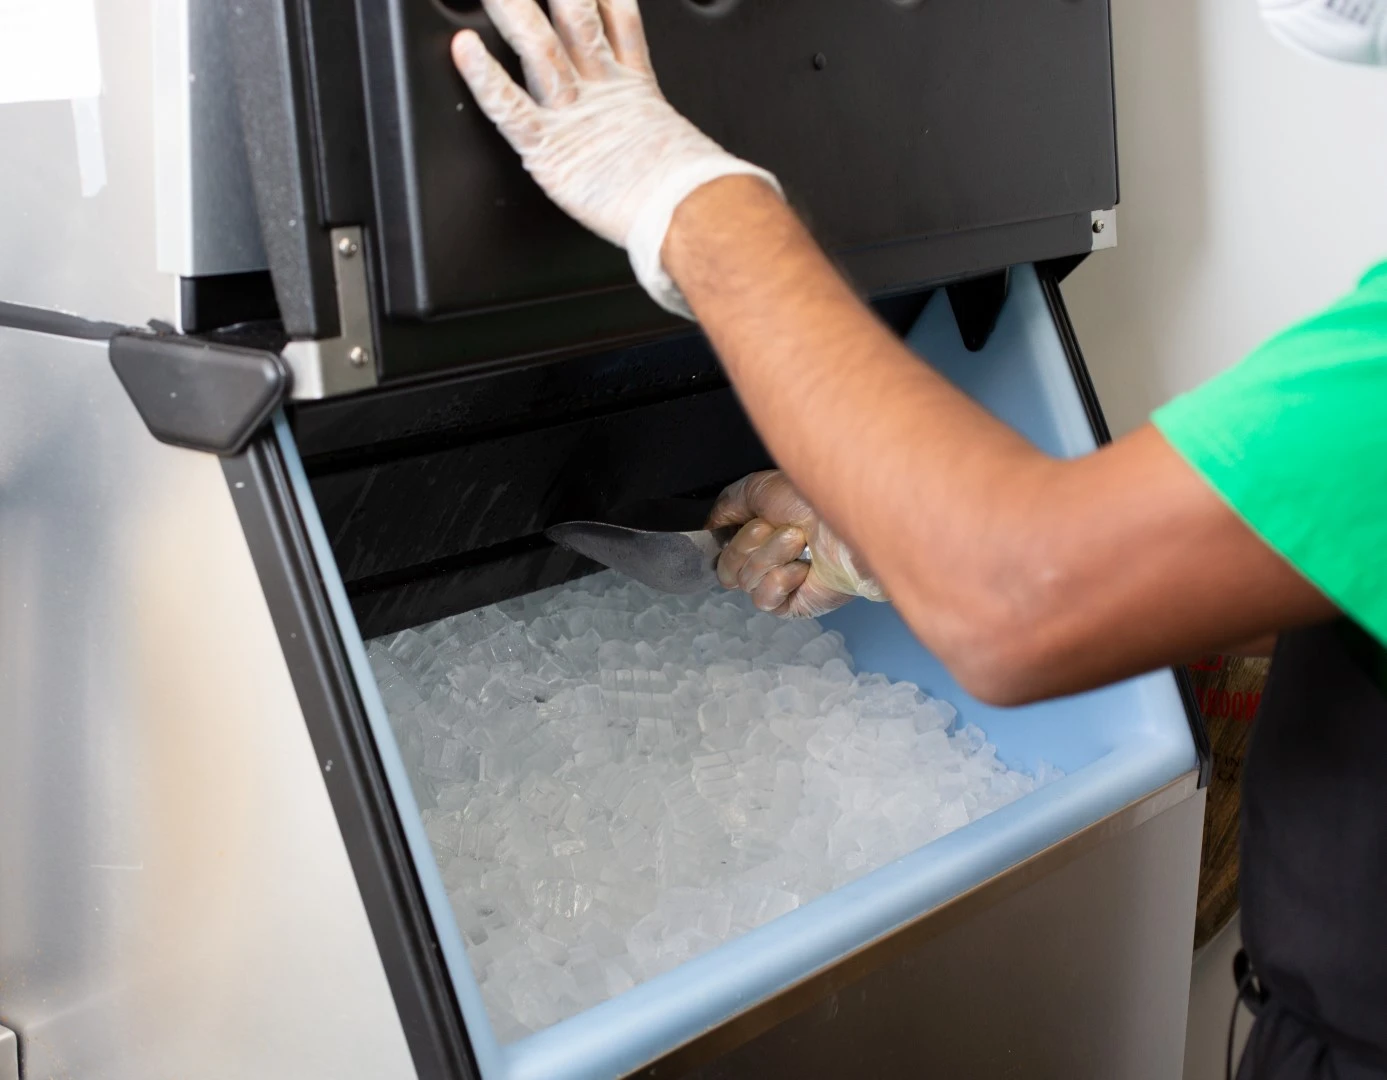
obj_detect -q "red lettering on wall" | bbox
[1197,687,1263,723]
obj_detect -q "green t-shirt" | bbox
[1153,260,1387,648]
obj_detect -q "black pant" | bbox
[1235,621,1387,1079]
[1239,1002,1387,1080]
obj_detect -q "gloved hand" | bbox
[708,471,888,620]
[451,0,784,319]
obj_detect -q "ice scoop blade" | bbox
[545,521,732,595]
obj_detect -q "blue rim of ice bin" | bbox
[279,264,1200,1080]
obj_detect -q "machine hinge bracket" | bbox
[1090,207,1117,251]
[281,226,379,400]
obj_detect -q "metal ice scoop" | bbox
[545,499,810,595]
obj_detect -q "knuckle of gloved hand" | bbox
[769,525,804,558]
[747,470,781,506]
[762,473,810,527]
[753,574,790,612]
[717,540,752,582]
[529,53,576,103]
[732,520,773,554]
[761,563,807,608]
[711,479,752,527]
[754,591,785,614]
[738,556,770,593]
[575,10,607,50]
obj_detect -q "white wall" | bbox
[1062,0,1387,437]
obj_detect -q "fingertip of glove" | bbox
[452,30,484,69]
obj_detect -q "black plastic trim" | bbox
[946,270,1011,353]
[365,212,1095,386]
[1037,267,1111,445]
[350,538,602,641]
[226,0,339,338]
[300,0,373,226]
[223,436,477,1080]
[0,300,124,341]
[110,332,289,457]
[1172,666,1213,788]
[1036,265,1213,787]
[1036,252,1089,287]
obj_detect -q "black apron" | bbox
[1235,620,1387,1080]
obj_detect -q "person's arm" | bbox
[662,177,1328,702]
[451,0,1336,704]
[1226,636,1278,659]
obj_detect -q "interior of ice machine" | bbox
[270,264,1201,1080]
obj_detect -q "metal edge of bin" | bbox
[631,769,1202,1078]
[221,430,478,1080]
[1036,264,1213,788]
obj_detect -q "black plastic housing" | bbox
[228,0,1118,383]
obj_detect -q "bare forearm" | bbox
[1225,636,1278,659]
[665,178,1061,681]
[664,177,1332,702]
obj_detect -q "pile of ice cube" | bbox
[367,572,1057,1041]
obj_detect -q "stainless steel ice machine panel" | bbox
[223,0,1122,389]
[0,325,417,1080]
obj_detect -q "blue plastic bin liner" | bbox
[300,264,1198,1080]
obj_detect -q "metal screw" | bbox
[338,237,359,257]
[1092,218,1106,234]
[348,346,370,368]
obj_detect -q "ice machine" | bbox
[0,1,1209,1078]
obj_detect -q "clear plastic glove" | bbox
[451,0,783,318]
[707,471,888,620]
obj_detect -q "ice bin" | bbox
[271,267,1206,1080]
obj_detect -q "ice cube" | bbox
[937,799,970,831]
[634,607,673,636]
[368,568,1041,1036]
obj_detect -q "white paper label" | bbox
[0,0,103,105]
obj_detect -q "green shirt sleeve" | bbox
[1152,260,1387,648]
